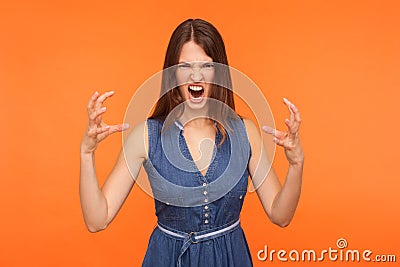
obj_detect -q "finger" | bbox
[95,90,115,110]
[87,91,99,113]
[89,106,107,126]
[284,98,302,133]
[291,103,302,124]
[288,102,302,133]
[283,98,294,120]
[283,97,295,125]
[285,116,297,134]
[273,136,286,147]
[97,123,130,140]
[95,124,111,135]
[276,130,288,140]
[262,125,287,139]
[115,123,130,132]
[261,125,276,136]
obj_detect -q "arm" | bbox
[244,97,304,227]
[79,91,147,232]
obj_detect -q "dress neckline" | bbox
[176,120,220,181]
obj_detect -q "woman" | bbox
[80,18,304,266]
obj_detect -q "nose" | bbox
[191,67,203,82]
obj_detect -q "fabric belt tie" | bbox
[157,219,241,267]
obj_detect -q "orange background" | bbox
[1,0,399,266]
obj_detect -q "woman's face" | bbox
[176,40,214,109]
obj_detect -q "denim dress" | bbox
[141,117,253,267]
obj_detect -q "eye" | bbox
[178,63,191,69]
[202,62,214,69]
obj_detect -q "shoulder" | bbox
[124,120,148,160]
[241,117,262,152]
[242,117,260,140]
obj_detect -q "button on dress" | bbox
[141,118,253,267]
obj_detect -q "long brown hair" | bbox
[149,18,237,146]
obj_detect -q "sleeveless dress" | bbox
[141,117,253,267]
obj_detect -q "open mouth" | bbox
[188,84,205,102]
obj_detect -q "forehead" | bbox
[178,41,213,62]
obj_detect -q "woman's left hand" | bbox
[262,97,304,165]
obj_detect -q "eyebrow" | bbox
[178,60,213,64]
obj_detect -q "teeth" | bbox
[189,85,203,91]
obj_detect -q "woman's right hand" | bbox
[81,91,130,154]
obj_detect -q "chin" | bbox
[184,97,209,111]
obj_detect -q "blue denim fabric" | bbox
[142,118,253,267]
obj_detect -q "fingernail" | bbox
[122,123,130,130]
[101,106,107,111]
[110,90,115,94]
[93,91,99,97]
[283,97,288,102]
[273,137,278,143]
[285,118,290,124]
[104,125,110,129]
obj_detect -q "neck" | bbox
[179,105,214,128]
[184,117,214,128]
